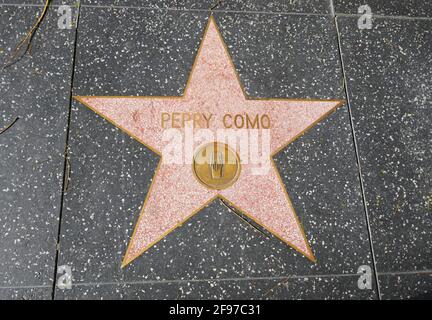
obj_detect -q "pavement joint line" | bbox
[47,269,432,288]
[51,273,375,288]
[329,1,384,300]
[378,270,432,276]
[0,3,329,18]
[50,0,82,301]
[335,12,432,21]
[2,3,432,21]
[2,269,432,290]
[75,4,329,17]
[333,14,382,300]
[0,284,52,290]
[329,0,335,17]
[0,3,72,8]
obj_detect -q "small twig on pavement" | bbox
[3,0,51,69]
[210,0,224,11]
[263,276,292,298]
[0,117,19,135]
[220,198,270,239]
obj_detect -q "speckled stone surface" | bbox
[334,0,432,17]
[73,8,207,96]
[56,275,376,300]
[54,5,376,299]
[59,199,376,285]
[337,16,432,276]
[73,9,344,98]
[0,0,76,5]
[216,13,343,99]
[81,0,331,14]
[379,273,432,300]
[0,4,74,290]
[217,0,331,14]
[81,0,213,10]
[0,287,52,300]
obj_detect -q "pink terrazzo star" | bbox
[75,16,344,267]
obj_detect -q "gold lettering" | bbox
[246,114,259,129]
[182,113,191,128]
[261,114,271,129]
[234,115,244,128]
[161,113,170,128]
[202,113,213,128]
[193,113,203,128]
[223,114,232,128]
[172,113,181,128]
[161,112,270,129]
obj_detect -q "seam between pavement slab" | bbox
[50,1,82,301]
[3,3,432,21]
[0,285,52,290]
[3,269,432,290]
[331,3,382,299]
[51,273,380,290]
[335,12,432,21]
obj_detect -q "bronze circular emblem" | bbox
[192,142,241,190]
